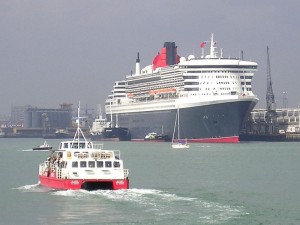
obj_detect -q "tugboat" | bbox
[38,106,129,190]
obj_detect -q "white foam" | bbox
[13,183,52,192]
[45,188,248,222]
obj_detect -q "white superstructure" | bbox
[104,34,259,142]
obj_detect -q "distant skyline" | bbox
[1,0,300,117]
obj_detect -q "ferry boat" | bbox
[38,108,129,190]
[105,34,258,143]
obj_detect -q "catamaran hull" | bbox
[39,175,129,190]
[108,99,257,143]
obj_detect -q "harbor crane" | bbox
[265,46,277,134]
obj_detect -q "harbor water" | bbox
[0,138,300,225]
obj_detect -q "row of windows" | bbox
[186,70,251,74]
[240,76,253,79]
[113,90,126,94]
[216,81,230,84]
[184,81,246,85]
[241,82,252,85]
[180,65,257,69]
[72,160,120,168]
[184,88,244,95]
[185,82,199,85]
[183,75,252,79]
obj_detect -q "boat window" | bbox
[72,161,78,168]
[105,161,112,168]
[80,161,87,167]
[79,143,85,148]
[88,161,95,168]
[114,161,120,168]
[71,143,78,149]
[64,143,68,148]
[97,161,103,168]
[61,161,67,168]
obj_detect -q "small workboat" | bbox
[38,106,129,190]
[33,141,53,151]
[144,132,171,142]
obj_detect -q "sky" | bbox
[1,0,300,117]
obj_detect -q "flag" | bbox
[200,42,206,48]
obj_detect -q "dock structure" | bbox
[240,108,300,141]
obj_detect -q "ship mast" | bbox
[209,34,217,58]
[265,46,277,134]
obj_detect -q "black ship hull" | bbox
[109,100,256,143]
[90,127,131,141]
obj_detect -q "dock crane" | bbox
[265,46,277,134]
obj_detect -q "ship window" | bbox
[88,161,95,168]
[72,161,78,168]
[105,161,112,168]
[114,161,120,168]
[64,143,68,148]
[80,161,87,167]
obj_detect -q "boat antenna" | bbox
[73,101,87,143]
[209,33,217,58]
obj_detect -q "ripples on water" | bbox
[15,184,247,224]
[3,140,300,224]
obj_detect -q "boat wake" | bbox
[14,183,55,192]
[18,149,50,152]
[52,188,248,223]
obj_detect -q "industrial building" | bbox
[24,103,73,129]
[2,103,73,137]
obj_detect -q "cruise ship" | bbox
[104,34,258,143]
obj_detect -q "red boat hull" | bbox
[39,172,129,190]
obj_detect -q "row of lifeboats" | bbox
[127,88,177,98]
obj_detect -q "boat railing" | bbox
[113,150,121,159]
[77,152,89,159]
[123,169,129,178]
[38,163,45,175]
[57,168,62,179]
[93,143,103,150]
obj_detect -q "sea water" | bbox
[0,138,300,225]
